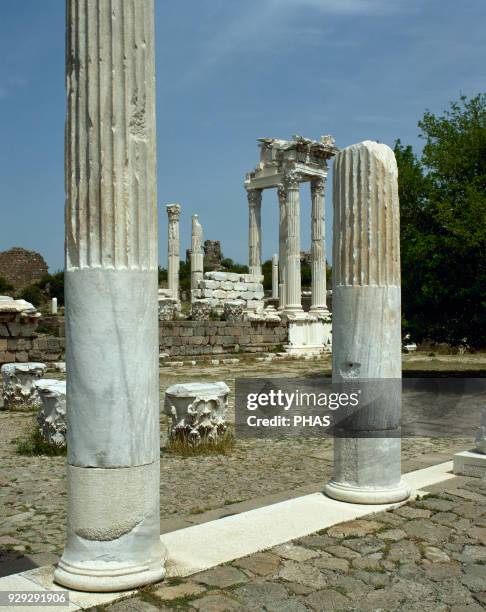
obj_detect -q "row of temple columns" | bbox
[247,174,328,314]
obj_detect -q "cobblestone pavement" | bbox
[0,354,483,571]
[98,473,486,611]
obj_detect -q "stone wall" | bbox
[194,271,264,311]
[1,315,287,363]
[0,247,49,290]
[160,320,287,357]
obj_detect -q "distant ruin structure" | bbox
[0,247,48,290]
[204,240,223,271]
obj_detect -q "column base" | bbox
[53,559,165,593]
[309,306,330,316]
[324,479,411,505]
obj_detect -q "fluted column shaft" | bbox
[283,172,302,312]
[278,186,287,309]
[310,178,328,313]
[271,254,279,299]
[191,214,204,302]
[56,0,165,591]
[166,203,181,302]
[325,140,410,505]
[248,189,262,276]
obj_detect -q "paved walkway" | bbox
[99,473,486,611]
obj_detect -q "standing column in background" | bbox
[55,0,165,591]
[283,172,303,313]
[271,254,279,299]
[166,203,181,302]
[310,177,328,314]
[278,185,287,310]
[325,140,410,504]
[191,215,204,302]
[248,189,262,276]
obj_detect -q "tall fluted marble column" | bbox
[283,172,303,312]
[310,177,328,314]
[55,0,166,591]
[248,189,262,276]
[325,141,410,504]
[272,254,279,299]
[277,185,287,310]
[166,203,181,302]
[191,214,204,302]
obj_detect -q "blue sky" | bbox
[0,0,485,272]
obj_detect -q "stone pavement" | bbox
[98,473,486,611]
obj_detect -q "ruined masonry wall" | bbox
[0,316,288,362]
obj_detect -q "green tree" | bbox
[0,277,14,295]
[395,94,486,348]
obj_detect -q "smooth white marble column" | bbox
[166,203,181,302]
[283,172,303,313]
[51,298,58,315]
[310,178,328,314]
[271,254,279,299]
[191,214,204,302]
[277,185,287,310]
[325,141,410,505]
[56,0,165,591]
[248,189,262,276]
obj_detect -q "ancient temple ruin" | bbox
[244,135,337,315]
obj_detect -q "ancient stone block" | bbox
[164,381,229,443]
[1,362,47,410]
[36,379,67,446]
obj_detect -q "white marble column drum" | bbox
[310,178,328,314]
[248,189,262,276]
[56,0,166,591]
[191,215,204,302]
[283,172,303,313]
[277,185,287,310]
[166,203,181,302]
[325,141,410,504]
[271,254,279,299]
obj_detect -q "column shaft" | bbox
[56,0,165,591]
[166,204,181,302]
[283,172,302,312]
[191,215,203,302]
[278,186,287,309]
[325,140,409,505]
[310,178,328,313]
[248,189,262,276]
[271,254,279,299]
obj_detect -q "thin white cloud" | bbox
[174,0,405,89]
[270,0,399,14]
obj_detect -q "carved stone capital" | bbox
[247,189,262,207]
[311,177,326,197]
[283,170,302,190]
[166,203,181,223]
